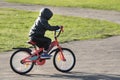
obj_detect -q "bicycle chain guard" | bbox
[36,59,46,65]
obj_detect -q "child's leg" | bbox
[36,37,51,59]
[30,36,51,59]
[31,36,51,50]
[41,37,51,51]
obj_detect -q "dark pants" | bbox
[31,36,51,50]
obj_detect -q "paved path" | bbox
[1,36,120,80]
[0,1,120,80]
[0,1,120,24]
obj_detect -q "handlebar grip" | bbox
[54,26,64,38]
[60,26,64,32]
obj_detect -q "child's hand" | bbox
[59,26,64,32]
[56,26,64,32]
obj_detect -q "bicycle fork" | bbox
[49,40,66,61]
[58,47,66,61]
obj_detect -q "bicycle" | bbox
[10,26,76,75]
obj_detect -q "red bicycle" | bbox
[10,26,76,75]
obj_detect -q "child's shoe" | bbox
[40,53,51,59]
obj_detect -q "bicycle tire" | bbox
[53,48,76,72]
[10,48,34,75]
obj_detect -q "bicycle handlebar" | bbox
[54,26,64,38]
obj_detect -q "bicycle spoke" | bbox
[10,49,34,75]
[53,48,76,72]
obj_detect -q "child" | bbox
[29,8,60,59]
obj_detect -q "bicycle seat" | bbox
[27,40,36,45]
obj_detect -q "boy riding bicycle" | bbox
[29,8,60,59]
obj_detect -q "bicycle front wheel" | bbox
[53,48,76,72]
[10,48,34,75]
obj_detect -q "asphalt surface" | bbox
[0,1,120,80]
[1,36,120,80]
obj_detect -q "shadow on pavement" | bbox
[24,71,120,80]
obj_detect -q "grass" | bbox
[0,8,120,52]
[6,0,120,11]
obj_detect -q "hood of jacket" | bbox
[40,8,53,20]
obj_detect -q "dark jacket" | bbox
[29,8,59,37]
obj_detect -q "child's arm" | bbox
[41,19,60,31]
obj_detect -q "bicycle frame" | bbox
[22,26,66,65]
[48,37,66,61]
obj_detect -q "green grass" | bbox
[6,0,120,11]
[0,8,120,52]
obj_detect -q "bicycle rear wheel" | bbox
[53,48,76,72]
[10,48,34,75]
